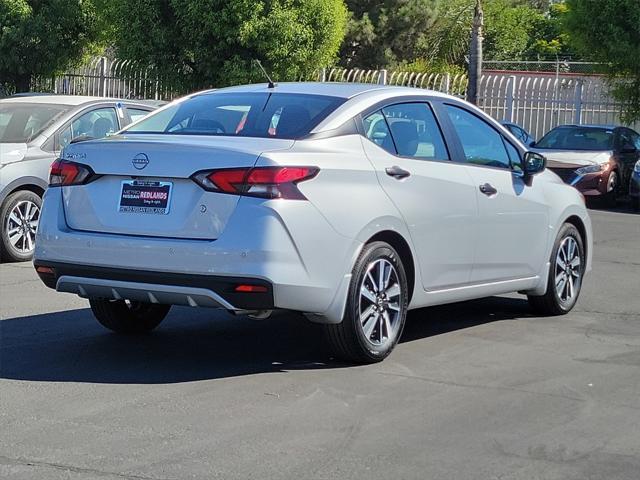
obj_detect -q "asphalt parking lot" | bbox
[0,205,639,480]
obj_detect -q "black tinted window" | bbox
[382,103,448,160]
[445,105,510,168]
[126,93,345,140]
[363,111,395,154]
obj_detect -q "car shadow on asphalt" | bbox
[0,296,532,384]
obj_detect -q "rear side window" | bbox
[127,108,151,123]
[445,105,510,169]
[126,93,345,140]
[363,111,395,154]
[382,103,448,160]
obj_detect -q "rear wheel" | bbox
[1,190,41,262]
[324,241,409,364]
[89,298,170,333]
[528,223,585,315]
[631,196,640,212]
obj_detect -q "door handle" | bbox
[385,165,411,179]
[479,183,498,196]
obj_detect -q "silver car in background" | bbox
[0,95,156,261]
[34,83,593,363]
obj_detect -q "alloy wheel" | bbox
[554,236,582,303]
[5,200,40,254]
[358,258,403,347]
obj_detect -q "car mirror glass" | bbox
[523,151,546,177]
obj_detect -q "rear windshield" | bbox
[125,92,345,140]
[535,126,614,151]
[0,103,71,143]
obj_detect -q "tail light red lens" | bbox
[49,159,96,187]
[192,166,319,200]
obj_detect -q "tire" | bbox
[631,196,640,212]
[604,170,619,207]
[324,241,409,364]
[0,190,42,262]
[528,223,585,316]
[89,298,170,334]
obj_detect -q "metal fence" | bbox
[31,57,178,100]
[12,57,639,138]
[318,67,640,139]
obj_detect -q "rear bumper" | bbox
[34,187,358,322]
[34,261,274,310]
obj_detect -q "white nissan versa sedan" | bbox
[33,83,592,363]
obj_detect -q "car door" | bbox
[360,101,478,291]
[616,129,640,190]
[439,103,549,284]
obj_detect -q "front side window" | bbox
[125,93,345,140]
[382,103,449,160]
[445,105,510,168]
[71,107,118,139]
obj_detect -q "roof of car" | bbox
[0,95,143,106]
[198,82,445,100]
[553,124,620,130]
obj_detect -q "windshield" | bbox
[535,126,614,151]
[125,92,345,139]
[0,103,71,143]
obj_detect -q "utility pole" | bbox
[466,0,483,105]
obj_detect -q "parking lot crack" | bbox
[0,454,175,480]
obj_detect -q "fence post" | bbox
[320,68,327,82]
[378,69,387,85]
[573,79,583,124]
[505,75,516,122]
[99,57,107,97]
[443,73,451,94]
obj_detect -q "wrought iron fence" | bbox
[8,57,638,138]
[315,67,639,139]
[30,57,181,100]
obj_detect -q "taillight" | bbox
[192,166,319,200]
[49,159,96,187]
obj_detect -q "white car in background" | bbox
[0,95,157,261]
[34,83,592,363]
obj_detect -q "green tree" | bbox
[101,0,347,91]
[0,0,98,93]
[424,0,544,65]
[340,0,441,68]
[564,0,640,122]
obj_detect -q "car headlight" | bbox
[634,160,640,173]
[575,163,604,175]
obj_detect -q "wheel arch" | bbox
[365,230,416,304]
[564,214,588,264]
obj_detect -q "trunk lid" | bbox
[61,134,293,239]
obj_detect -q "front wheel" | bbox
[0,190,41,262]
[528,223,585,315]
[89,298,170,333]
[604,170,619,207]
[324,241,409,364]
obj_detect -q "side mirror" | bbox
[621,143,637,154]
[523,152,546,184]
